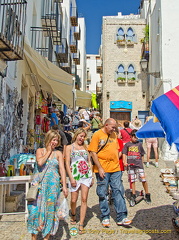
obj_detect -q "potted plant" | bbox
[128,77,136,83]
[117,77,126,82]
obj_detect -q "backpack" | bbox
[63,116,70,125]
[72,115,79,125]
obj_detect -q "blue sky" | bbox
[76,0,141,54]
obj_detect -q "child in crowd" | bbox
[122,129,151,203]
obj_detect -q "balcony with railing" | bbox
[72,50,80,65]
[60,53,72,74]
[96,82,102,95]
[71,63,76,77]
[31,27,53,62]
[70,6,78,26]
[96,59,102,74]
[74,25,81,40]
[0,0,27,61]
[70,34,77,53]
[41,0,62,45]
[55,38,68,63]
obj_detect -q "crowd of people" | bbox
[27,108,157,239]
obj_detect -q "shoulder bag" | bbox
[90,134,110,165]
[123,128,131,135]
[26,163,49,201]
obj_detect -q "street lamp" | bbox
[140,58,160,78]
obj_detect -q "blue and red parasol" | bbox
[151,85,179,151]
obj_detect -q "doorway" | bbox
[110,111,131,121]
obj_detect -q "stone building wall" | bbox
[102,14,148,121]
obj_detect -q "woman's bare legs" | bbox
[153,146,159,167]
[32,234,37,240]
[71,190,79,222]
[79,184,89,231]
[43,234,50,240]
[146,147,151,167]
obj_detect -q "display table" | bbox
[0,175,33,220]
[9,154,36,168]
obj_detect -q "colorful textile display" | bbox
[91,93,98,109]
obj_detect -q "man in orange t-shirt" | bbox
[88,118,131,227]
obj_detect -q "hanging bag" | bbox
[57,198,69,221]
[26,164,49,201]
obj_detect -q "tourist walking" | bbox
[88,118,131,228]
[27,130,68,240]
[91,113,103,133]
[65,128,94,234]
[122,129,151,203]
[146,138,159,167]
[119,121,132,144]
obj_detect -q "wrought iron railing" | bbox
[0,0,27,60]
[41,0,62,45]
[72,50,80,65]
[70,6,78,26]
[55,38,68,63]
[31,27,53,62]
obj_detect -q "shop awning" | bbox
[76,89,91,108]
[24,42,74,107]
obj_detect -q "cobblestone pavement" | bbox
[0,159,179,240]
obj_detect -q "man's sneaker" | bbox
[102,219,110,228]
[145,193,151,203]
[146,162,149,168]
[117,218,132,226]
[155,162,159,168]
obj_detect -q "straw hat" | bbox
[133,119,142,128]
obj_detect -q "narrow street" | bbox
[0,157,179,240]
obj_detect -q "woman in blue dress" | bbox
[27,130,68,240]
[65,128,94,234]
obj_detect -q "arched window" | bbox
[116,64,125,81]
[126,27,136,42]
[127,64,136,81]
[116,27,125,41]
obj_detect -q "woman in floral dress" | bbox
[27,130,68,240]
[65,128,94,234]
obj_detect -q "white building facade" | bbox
[86,54,101,93]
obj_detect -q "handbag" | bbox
[26,164,49,201]
[90,134,110,165]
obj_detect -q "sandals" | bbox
[79,224,85,235]
[70,213,76,225]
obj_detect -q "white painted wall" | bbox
[77,17,86,91]
[161,0,179,90]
